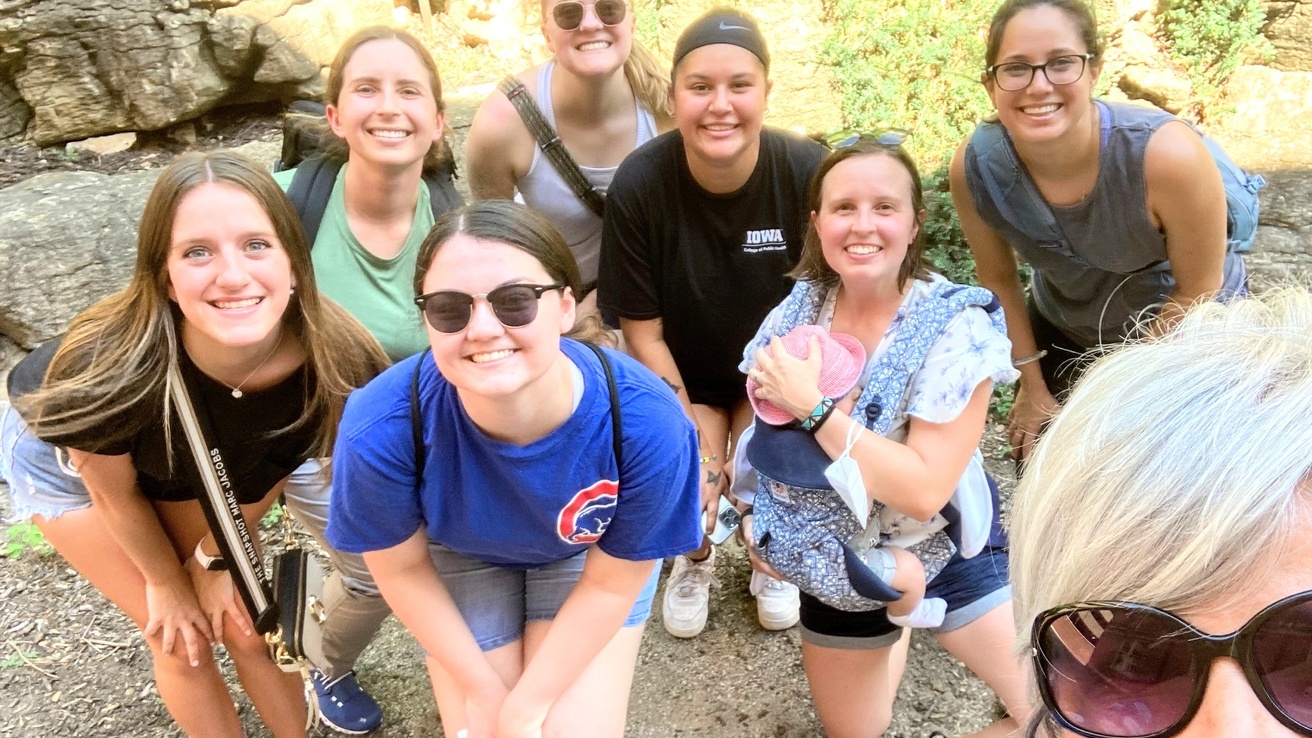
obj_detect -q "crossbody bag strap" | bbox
[582,342,623,472]
[498,76,606,218]
[166,361,280,634]
[286,156,342,248]
[410,351,428,482]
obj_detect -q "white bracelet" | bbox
[1012,350,1048,368]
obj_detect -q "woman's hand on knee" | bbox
[185,557,254,642]
[462,679,509,738]
[143,579,214,667]
[495,690,549,738]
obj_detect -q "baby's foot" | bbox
[887,596,946,628]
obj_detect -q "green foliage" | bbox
[820,0,997,283]
[989,383,1017,424]
[261,505,285,529]
[5,521,54,559]
[634,0,673,54]
[1161,0,1274,105]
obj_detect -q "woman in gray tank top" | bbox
[949,0,1248,464]
[465,0,673,318]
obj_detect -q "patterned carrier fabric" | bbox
[747,278,1005,612]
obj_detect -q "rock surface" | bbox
[1264,0,1312,72]
[0,0,394,145]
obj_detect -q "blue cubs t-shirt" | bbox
[326,339,702,567]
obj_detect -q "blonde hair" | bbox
[624,41,672,117]
[1011,286,1312,721]
[20,151,389,459]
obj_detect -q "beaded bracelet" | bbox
[799,396,837,433]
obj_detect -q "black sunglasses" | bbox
[1032,590,1312,738]
[551,0,627,31]
[822,128,910,151]
[414,283,563,334]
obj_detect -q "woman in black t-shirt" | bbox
[0,151,387,737]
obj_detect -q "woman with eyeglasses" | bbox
[1010,287,1312,738]
[741,135,1031,738]
[949,0,1260,465]
[597,7,827,639]
[0,151,390,737]
[466,0,672,322]
[326,201,701,738]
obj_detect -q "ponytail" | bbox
[623,41,672,117]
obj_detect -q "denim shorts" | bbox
[428,543,661,652]
[0,405,92,522]
[798,547,1012,650]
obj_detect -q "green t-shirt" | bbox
[275,164,433,361]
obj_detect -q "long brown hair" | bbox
[790,140,931,289]
[414,201,609,345]
[21,151,389,458]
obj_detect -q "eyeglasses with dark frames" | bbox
[821,128,911,151]
[551,0,627,31]
[414,283,564,334]
[987,53,1093,92]
[1031,589,1312,738]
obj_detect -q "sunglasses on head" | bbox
[414,283,563,334]
[551,0,627,31]
[1032,590,1312,738]
[822,128,910,150]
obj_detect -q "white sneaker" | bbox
[750,571,800,630]
[662,550,720,638]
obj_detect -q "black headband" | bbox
[671,10,770,75]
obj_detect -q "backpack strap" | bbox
[582,342,623,473]
[286,156,343,249]
[856,283,1002,435]
[411,352,428,482]
[967,120,1068,245]
[498,76,606,219]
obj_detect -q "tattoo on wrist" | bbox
[705,470,722,485]
[661,377,683,395]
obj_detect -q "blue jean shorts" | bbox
[0,405,92,522]
[798,547,1012,650]
[428,543,661,652]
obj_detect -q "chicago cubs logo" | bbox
[556,479,619,544]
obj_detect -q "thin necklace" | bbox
[223,330,284,399]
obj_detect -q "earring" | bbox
[290,287,296,295]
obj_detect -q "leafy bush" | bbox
[819,0,997,282]
[1161,0,1274,104]
[5,521,53,559]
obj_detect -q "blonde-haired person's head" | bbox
[1010,286,1312,732]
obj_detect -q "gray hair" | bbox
[1011,286,1312,656]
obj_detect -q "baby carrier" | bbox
[746,280,1003,612]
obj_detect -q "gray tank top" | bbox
[964,100,1246,346]
[516,60,659,286]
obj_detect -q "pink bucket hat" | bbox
[747,325,867,426]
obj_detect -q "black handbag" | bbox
[167,361,322,727]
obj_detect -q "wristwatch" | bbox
[193,541,227,571]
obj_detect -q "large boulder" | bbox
[1264,0,1312,72]
[3,1,232,146]
[1249,169,1312,288]
[0,0,394,145]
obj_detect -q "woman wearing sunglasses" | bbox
[1011,287,1312,738]
[326,201,702,738]
[466,0,672,321]
[742,135,1030,738]
[949,0,1261,466]
[270,26,463,730]
[598,7,827,639]
[0,152,389,737]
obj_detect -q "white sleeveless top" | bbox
[515,60,659,286]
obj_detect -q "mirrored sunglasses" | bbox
[414,283,564,334]
[551,0,627,31]
[1032,590,1312,738]
[822,128,911,151]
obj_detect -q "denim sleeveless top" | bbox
[963,100,1247,347]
